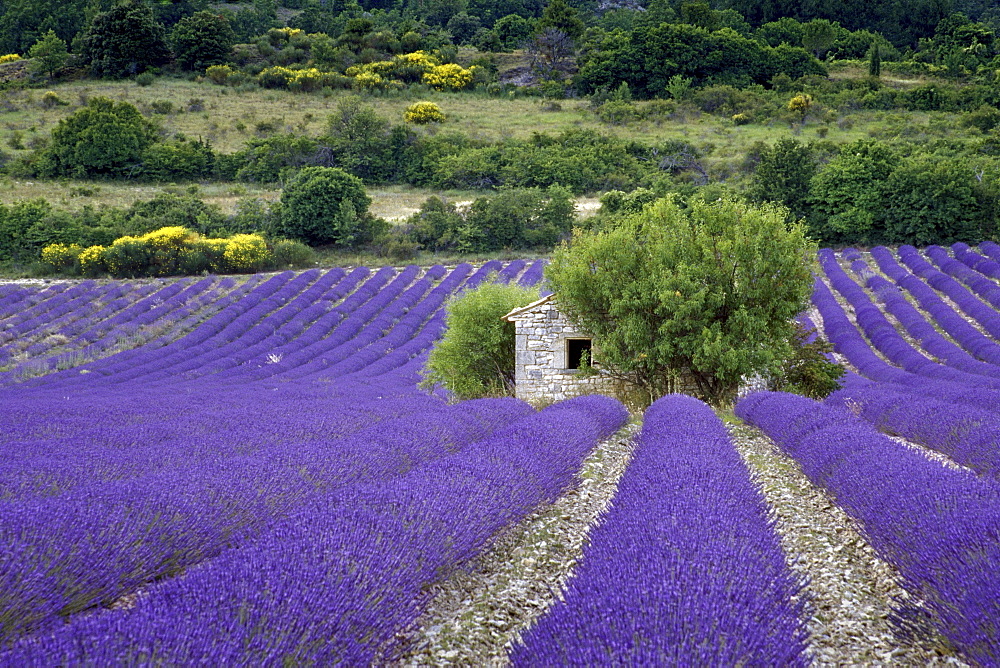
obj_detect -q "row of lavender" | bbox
[745,242,1000,663]
[2,395,628,664]
[1,259,610,662]
[510,394,809,666]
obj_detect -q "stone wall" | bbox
[506,298,703,404]
[508,298,618,403]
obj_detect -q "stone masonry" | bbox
[502,295,702,404]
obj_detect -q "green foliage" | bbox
[801,19,838,58]
[432,129,650,194]
[119,194,229,238]
[876,155,995,246]
[0,199,54,263]
[545,195,816,406]
[420,280,541,400]
[747,138,817,221]
[0,0,90,55]
[772,323,845,399]
[494,14,534,49]
[962,104,1000,133]
[270,238,316,268]
[139,137,216,182]
[277,166,373,247]
[537,0,585,41]
[37,97,158,178]
[404,186,575,252]
[230,134,320,184]
[323,96,396,183]
[26,29,68,78]
[807,139,899,243]
[576,22,825,98]
[80,0,171,78]
[868,41,881,77]
[171,11,236,71]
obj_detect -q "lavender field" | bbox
[1,244,1000,665]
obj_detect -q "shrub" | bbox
[771,323,844,399]
[269,238,315,268]
[171,11,236,71]
[40,91,65,109]
[277,166,373,247]
[0,54,21,63]
[37,97,158,178]
[222,233,269,272]
[404,101,446,124]
[148,99,174,114]
[206,64,234,84]
[40,243,83,272]
[139,137,216,182]
[422,63,477,91]
[71,227,274,277]
[420,280,541,399]
[78,245,107,277]
[135,72,155,86]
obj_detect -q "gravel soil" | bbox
[393,422,639,666]
[390,417,968,666]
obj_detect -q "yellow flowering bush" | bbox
[64,228,274,278]
[351,70,404,91]
[140,226,193,248]
[206,64,234,85]
[257,65,297,88]
[397,50,437,67]
[222,234,269,272]
[78,245,107,277]
[787,93,814,116]
[404,101,446,124]
[0,54,21,64]
[40,243,83,271]
[422,63,477,91]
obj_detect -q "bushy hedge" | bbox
[42,227,313,278]
[401,185,575,252]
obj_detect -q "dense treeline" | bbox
[2,0,1000,272]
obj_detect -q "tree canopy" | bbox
[421,280,541,399]
[80,0,172,78]
[38,97,159,178]
[545,195,816,405]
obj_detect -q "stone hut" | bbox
[502,295,614,403]
[503,295,770,404]
[502,295,704,404]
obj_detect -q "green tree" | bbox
[447,12,481,43]
[324,96,395,184]
[80,0,171,78]
[868,40,881,77]
[171,10,236,71]
[494,13,534,49]
[0,0,90,54]
[26,29,69,78]
[807,139,898,244]
[801,19,838,58]
[747,138,817,221]
[545,195,816,405]
[421,280,541,399]
[877,155,996,246]
[38,97,158,178]
[537,0,585,41]
[278,166,373,247]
